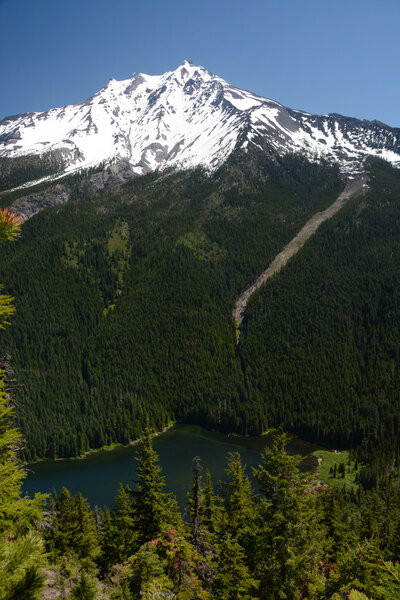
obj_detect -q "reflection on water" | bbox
[23,425,321,508]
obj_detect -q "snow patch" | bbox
[1,61,399,178]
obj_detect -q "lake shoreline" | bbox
[27,421,176,466]
[27,423,282,467]
[24,424,324,508]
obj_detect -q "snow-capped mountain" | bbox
[1,60,399,179]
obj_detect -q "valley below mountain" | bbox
[0,63,399,493]
[0,146,398,494]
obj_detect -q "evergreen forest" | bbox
[0,150,343,461]
[3,419,400,599]
[1,152,400,597]
[0,151,398,484]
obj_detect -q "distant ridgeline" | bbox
[0,149,399,485]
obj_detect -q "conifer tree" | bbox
[253,432,324,599]
[319,488,358,562]
[156,528,211,599]
[187,458,216,591]
[99,507,119,572]
[73,492,99,560]
[213,533,258,600]
[323,539,380,599]
[201,471,221,536]
[131,427,170,547]
[220,452,257,553]
[71,572,98,600]
[55,486,76,553]
[0,208,47,599]
[218,452,258,574]
[54,488,98,560]
[113,483,137,561]
[188,456,203,553]
[128,541,173,599]
[377,560,400,599]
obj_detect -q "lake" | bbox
[23,424,320,508]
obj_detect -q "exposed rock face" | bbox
[12,160,137,221]
[14,183,71,221]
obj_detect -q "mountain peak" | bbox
[0,63,399,181]
[166,60,217,82]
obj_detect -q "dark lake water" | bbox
[23,425,320,508]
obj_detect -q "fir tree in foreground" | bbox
[70,572,98,600]
[0,209,47,599]
[130,426,182,551]
[253,433,325,598]
[131,427,170,547]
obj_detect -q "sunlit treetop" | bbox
[0,208,23,244]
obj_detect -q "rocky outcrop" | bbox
[11,160,137,221]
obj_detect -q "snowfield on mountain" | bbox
[1,61,400,180]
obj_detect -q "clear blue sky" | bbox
[1,0,399,126]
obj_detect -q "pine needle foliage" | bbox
[0,208,47,600]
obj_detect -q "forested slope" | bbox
[0,151,342,460]
[2,150,400,479]
[239,158,400,485]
